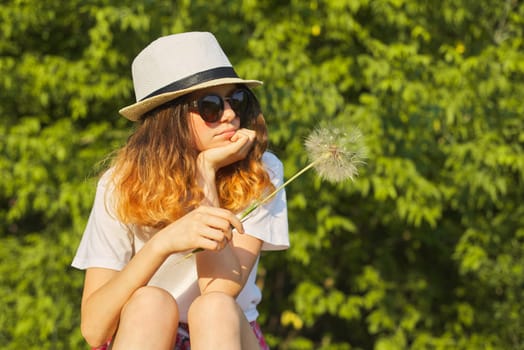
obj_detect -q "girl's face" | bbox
[188,84,242,151]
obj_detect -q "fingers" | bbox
[195,235,228,251]
[230,129,256,145]
[215,236,230,251]
[195,228,230,251]
[196,206,244,235]
[197,128,256,171]
[227,135,255,162]
[190,206,244,251]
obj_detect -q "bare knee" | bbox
[121,286,179,326]
[112,286,179,349]
[188,292,258,350]
[188,292,240,324]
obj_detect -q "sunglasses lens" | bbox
[198,94,223,122]
[229,89,249,116]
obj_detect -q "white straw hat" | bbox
[119,32,262,121]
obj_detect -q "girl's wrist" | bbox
[196,154,220,206]
[149,231,173,258]
[196,153,217,180]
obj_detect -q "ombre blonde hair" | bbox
[108,93,275,229]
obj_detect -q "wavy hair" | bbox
[108,89,274,229]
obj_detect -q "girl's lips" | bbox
[217,129,237,139]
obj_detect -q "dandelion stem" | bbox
[184,154,329,260]
[180,125,366,263]
[240,154,328,221]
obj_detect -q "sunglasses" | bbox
[189,87,259,123]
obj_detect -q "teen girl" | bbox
[72,32,288,350]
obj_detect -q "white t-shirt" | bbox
[72,152,289,322]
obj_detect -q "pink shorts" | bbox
[92,321,269,350]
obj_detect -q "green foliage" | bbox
[1,0,523,348]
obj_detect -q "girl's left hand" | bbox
[199,128,256,171]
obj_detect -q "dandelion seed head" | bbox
[304,127,367,182]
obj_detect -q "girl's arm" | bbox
[196,230,263,297]
[80,235,169,347]
[80,205,242,347]
[195,129,263,296]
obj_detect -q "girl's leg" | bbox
[188,291,260,350]
[111,286,179,350]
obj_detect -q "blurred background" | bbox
[1,0,523,349]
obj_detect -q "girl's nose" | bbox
[220,100,236,122]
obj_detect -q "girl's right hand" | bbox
[156,206,244,254]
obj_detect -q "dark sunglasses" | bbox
[189,87,258,123]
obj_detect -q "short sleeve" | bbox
[242,152,289,251]
[71,171,134,271]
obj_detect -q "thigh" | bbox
[239,315,261,350]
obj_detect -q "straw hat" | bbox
[119,32,262,121]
